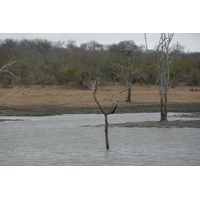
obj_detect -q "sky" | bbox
[0,33,199,52]
[1,1,200,53]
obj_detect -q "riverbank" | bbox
[0,102,200,116]
[0,84,200,117]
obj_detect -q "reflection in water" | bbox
[0,113,200,166]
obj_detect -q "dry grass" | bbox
[0,83,200,109]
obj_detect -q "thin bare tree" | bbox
[144,33,183,121]
[86,79,127,149]
[112,56,141,102]
[0,58,30,107]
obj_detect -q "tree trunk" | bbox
[164,94,168,121]
[126,87,132,102]
[104,114,109,149]
[160,95,164,122]
[79,76,85,86]
[160,94,168,122]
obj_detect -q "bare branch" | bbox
[90,80,106,115]
[84,79,126,116]
[0,69,19,80]
[0,59,16,70]
[0,85,30,108]
[169,87,177,94]
[144,33,148,50]
[112,70,129,87]
[108,88,128,114]
[0,58,19,79]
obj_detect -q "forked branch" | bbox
[88,80,126,116]
[0,85,30,108]
[0,58,19,79]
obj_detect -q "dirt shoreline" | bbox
[0,85,200,127]
[0,84,200,115]
[0,102,200,116]
[1,103,200,128]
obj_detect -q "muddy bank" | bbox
[0,102,200,116]
[1,104,199,128]
[110,120,200,128]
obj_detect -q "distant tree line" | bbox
[0,38,200,88]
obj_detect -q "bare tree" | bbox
[0,58,30,107]
[112,56,141,102]
[86,79,126,149]
[144,33,183,121]
[110,41,143,102]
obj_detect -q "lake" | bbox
[0,113,200,166]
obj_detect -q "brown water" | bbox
[0,113,200,166]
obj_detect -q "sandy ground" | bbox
[0,83,200,116]
[0,83,200,107]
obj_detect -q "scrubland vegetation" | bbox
[0,38,199,88]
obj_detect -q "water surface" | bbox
[0,113,199,166]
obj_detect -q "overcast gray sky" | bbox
[0,33,199,52]
[1,1,200,53]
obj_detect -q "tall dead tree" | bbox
[157,34,174,121]
[144,33,183,121]
[86,80,126,149]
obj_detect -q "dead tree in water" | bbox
[86,80,126,149]
[156,34,174,121]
